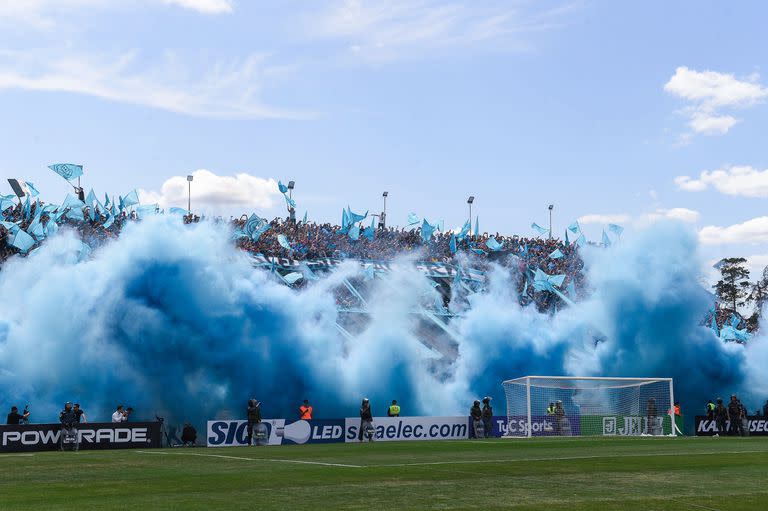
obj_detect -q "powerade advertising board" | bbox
[695,416,768,436]
[0,422,161,453]
[207,419,345,447]
[344,416,468,442]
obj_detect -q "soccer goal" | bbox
[502,376,675,438]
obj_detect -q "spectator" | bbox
[6,406,29,425]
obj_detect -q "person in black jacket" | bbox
[358,398,374,442]
[357,397,375,442]
[246,399,261,446]
[728,395,742,436]
[470,400,482,438]
[6,406,29,425]
[714,398,728,436]
[481,397,493,438]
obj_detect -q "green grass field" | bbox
[1,437,766,510]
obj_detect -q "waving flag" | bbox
[252,222,270,242]
[568,221,580,234]
[277,234,292,250]
[278,181,289,194]
[22,195,31,220]
[285,195,296,209]
[303,211,308,225]
[136,204,159,219]
[1,221,20,234]
[348,225,360,241]
[342,208,350,230]
[531,223,549,236]
[283,272,303,285]
[407,213,420,226]
[102,214,115,229]
[244,214,262,237]
[457,219,471,240]
[486,236,503,251]
[25,182,40,197]
[48,163,83,182]
[576,234,587,247]
[449,233,457,254]
[0,194,15,212]
[122,190,140,207]
[363,223,375,241]
[549,249,564,259]
[421,219,436,242]
[347,207,367,224]
[608,223,624,236]
[10,229,35,252]
[602,230,611,247]
[564,229,570,247]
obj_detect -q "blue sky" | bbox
[1,0,768,275]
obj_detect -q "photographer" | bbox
[73,403,87,423]
[358,398,374,442]
[6,405,30,425]
[111,404,127,423]
[59,402,79,451]
[246,399,261,446]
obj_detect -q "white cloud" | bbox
[0,0,232,28]
[664,66,768,138]
[162,0,232,14]
[641,208,700,224]
[139,169,281,212]
[315,0,576,60]
[578,214,631,225]
[0,49,305,119]
[675,165,768,198]
[580,209,699,227]
[700,216,768,245]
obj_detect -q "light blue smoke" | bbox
[0,218,756,429]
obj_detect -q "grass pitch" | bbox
[1,437,766,510]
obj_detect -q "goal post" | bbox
[501,376,675,438]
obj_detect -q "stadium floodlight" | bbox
[467,196,475,236]
[501,376,676,438]
[187,175,193,214]
[381,191,388,229]
[548,204,554,240]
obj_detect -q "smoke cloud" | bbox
[0,218,759,429]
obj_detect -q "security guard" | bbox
[299,399,313,420]
[714,398,728,436]
[546,402,556,416]
[387,400,401,417]
[706,399,716,420]
[470,400,483,438]
[481,397,493,438]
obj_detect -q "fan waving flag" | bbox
[122,190,140,207]
[486,237,503,251]
[568,221,580,234]
[48,163,83,182]
[277,234,292,250]
[549,249,564,259]
[531,223,549,236]
[449,233,457,254]
[608,223,624,236]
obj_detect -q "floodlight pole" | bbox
[381,191,388,229]
[187,175,193,214]
[467,196,475,236]
[548,204,554,240]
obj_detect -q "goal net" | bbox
[502,376,675,438]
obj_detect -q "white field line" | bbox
[0,453,35,457]
[135,450,362,468]
[369,449,768,468]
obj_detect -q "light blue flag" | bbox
[576,234,587,247]
[407,213,420,226]
[22,195,31,220]
[118,196,125,212]
[277,234,292,250]
[111,202,118,216]
[11,229,35,252]
[278,181,289,194]
[449,234,457,254]
[0,194,16,212]
[283,272,303,285]
[608,223,624,236]
[602,230,611,247]
[122,190,140,207]
[564,230,570,247]
[347,207,367,224]
[102,214,115,229]
[48,163,83,182]
[549,249,564,259]
[46,220,59,236]
[169,207,187,215]
[730,313,740,328]
[348,224,360,241]
[85,189,97,207]
[363,266,375,281]
[342,208,350,230]
[568,221,580,234]
[421,219,435,242]
[25,182,40,197]
[252,222,270,242]
[104,193,111,209]
[457,219,471,240]
[363,225,375,241]
[66,207,85,221]
[567,282,576,297]
[531,223,549,236]
[136,204,158,219]
[522,279,528,297]
[285,195,296,209]
[244,214,262,236]
[486,236,503,251]
[1,221,20,234]
[30,220,46,240]
[303,211,307,224]
[475,215,479,236]
[471,248,487,255]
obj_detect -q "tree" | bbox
[749,265,768,311]
[713,257,751,312]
